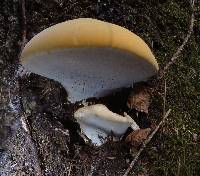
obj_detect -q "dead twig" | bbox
[123,81,171,176]
[158,0,195,79]
[68,162,72,176]
[123,109,171,176]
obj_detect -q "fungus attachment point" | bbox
[21,18,159,103]
[74,104,139,146]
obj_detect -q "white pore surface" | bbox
[74,104,135,145]
[79,123,108,146]
[24,47,157,102]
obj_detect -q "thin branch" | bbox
[123,81,171,176]
[123,109,171,176]
[158,0,195,79]
[68,162,72,176]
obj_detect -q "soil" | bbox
[0,0,199,176]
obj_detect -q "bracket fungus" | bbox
[74,104,140,145]
[21,18,159,146]
[21,18,158,103]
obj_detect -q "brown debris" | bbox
[127,83,152,113]
[125,128,151,148]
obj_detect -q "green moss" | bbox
[143,1,200,175]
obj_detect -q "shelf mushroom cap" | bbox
[74,104,139,145]
[21,18,159,102]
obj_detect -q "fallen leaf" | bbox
[125,128,151,148]
[127,83,152,113]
